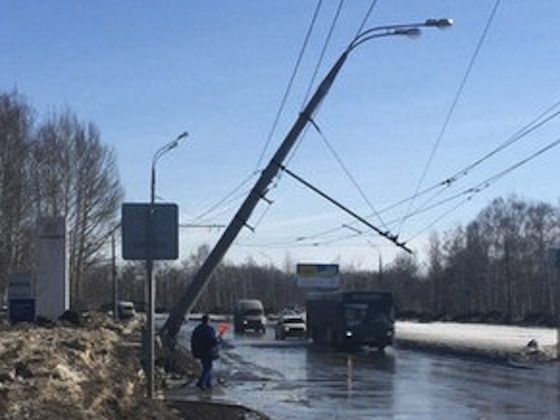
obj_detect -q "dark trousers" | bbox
[197,358,213,389]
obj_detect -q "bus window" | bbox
[344,303,369,327]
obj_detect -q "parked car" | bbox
[275,314,307,340]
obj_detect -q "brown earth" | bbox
[0,312,268,419]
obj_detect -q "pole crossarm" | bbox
[280,164,412,254]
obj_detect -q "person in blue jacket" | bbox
[190,314,219,390]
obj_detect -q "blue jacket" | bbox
[191,322,218,360]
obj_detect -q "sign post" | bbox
[122,202,179,397]
[121,203,179,260]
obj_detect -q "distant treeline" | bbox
[89,195,560,327]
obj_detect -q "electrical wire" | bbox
[191,2,327,234]
[301,0,346,107]
[254,0,324,171]
[402,135,560,241]
[189,3,325,231]
[279,0,386,241]
[353,0,380,38]
[397,0,503,235]
[192,171,257,222]
[283,0,347,171]
[308,117,389,231]
[270,100,560,251]
[399,102,560,223]
[377,97,560,216]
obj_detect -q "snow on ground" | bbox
[396,321,558,362]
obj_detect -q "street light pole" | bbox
[146,131,188,398]
[161,18,453,345]
[151,131,189,204]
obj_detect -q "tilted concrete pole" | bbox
[160,52,350,344]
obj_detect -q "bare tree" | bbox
[31,111,123,309]
[385,252,422,317]
[426,233,444,317]
[0,92,35,291]
[432,195,560,324]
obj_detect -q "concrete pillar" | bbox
[36,216,69,320]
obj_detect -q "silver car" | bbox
[275,314,307,340]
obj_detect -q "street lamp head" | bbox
[151,130,189,201]
[152,130,189,168]
[394,28,422,39]
[166,131,189,151]
[348,18,453,52]
[176,131,189,141]
[424,18,453,29]
[171,131,189,148]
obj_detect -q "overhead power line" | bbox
[398,0,503,235]
[403,135,560,241]
[280,98,560,251]
[254,0,324,171]
[307,116,390,232]
[302,0,345,106]
[357,96,560,224]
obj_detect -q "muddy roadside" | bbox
[0,311,268,420]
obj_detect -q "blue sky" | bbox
[2,1,559,270]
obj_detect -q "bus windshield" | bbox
[344,302,389,327]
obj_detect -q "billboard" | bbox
[296,263,340,289]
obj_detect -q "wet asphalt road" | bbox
[201,325,560,419]
[162,316,560,419]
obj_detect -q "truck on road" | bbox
[234,299,266,334]
[306,290,394,350]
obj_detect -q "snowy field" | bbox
[396,321,558,361]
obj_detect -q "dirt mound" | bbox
[0,312,267,419]
[0,313,176,419]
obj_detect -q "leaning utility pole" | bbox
[160,20,452,345]
[160,52,350,344]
